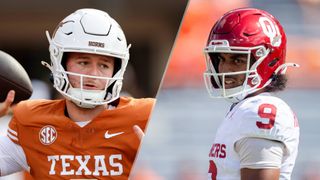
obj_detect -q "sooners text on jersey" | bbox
[208,93,299,180]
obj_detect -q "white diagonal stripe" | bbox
[7,132,18,142]
[8,128,18,136]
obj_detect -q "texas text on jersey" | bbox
[7,97,154,179]
[208,93,299,179]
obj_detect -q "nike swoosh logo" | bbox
[104,131,124,139]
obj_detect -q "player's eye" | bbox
[79,61,89,66]
[100,64,110,69]
[233,58,246,65]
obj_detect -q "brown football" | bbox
[0,50,33,104]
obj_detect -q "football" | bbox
[0,50,33,104]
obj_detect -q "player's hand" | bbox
[0,90,15,117]
[133,125,145,140]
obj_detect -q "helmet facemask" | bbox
[203,40,271,103]
[43,46,128,108]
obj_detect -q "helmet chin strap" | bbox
[41,61,53,71]
[274,63,300,75]
[67,88,108,109]
[46,31,52,43]
[233,62,300,102]
[223,86,247,103]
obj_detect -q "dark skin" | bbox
[241,168,280,180]
[217,53,248,89]
[217,53,280,179]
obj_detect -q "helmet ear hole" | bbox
[61,53,69,70]
[268,58,279,67]
[50,45,59,57]
[113,58,122,76]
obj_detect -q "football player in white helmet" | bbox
[0,8,153,179]
[205,8,300,180]
[43,8,130,109]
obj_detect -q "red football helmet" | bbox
[203,8,298,102]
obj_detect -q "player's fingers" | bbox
[133,125,145,140]
[4,90,15,106]
[0,90,15,117]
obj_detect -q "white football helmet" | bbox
[42,8,130,108]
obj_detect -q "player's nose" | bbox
[219,61,232,73]
[87,63,101,76]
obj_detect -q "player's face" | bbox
[217,53,248,89]
[66,52,115,90]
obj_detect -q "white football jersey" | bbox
[208,93,299,180]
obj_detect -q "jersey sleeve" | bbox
[0,136,29,175]
[3,104,30,175]
[236,95,299,147]
[7,115,20,145]
[7,100,35,145]
[132,98,155,132]
[235,137,285,169]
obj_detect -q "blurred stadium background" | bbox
[0,0,188,179]
[0,0,188,99]
[132,0,320,180]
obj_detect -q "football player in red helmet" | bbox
[205,8,299,179]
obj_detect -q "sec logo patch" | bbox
[39,125,57,145]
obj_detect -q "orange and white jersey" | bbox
[208,93,299,180]
[6,97,154,179]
